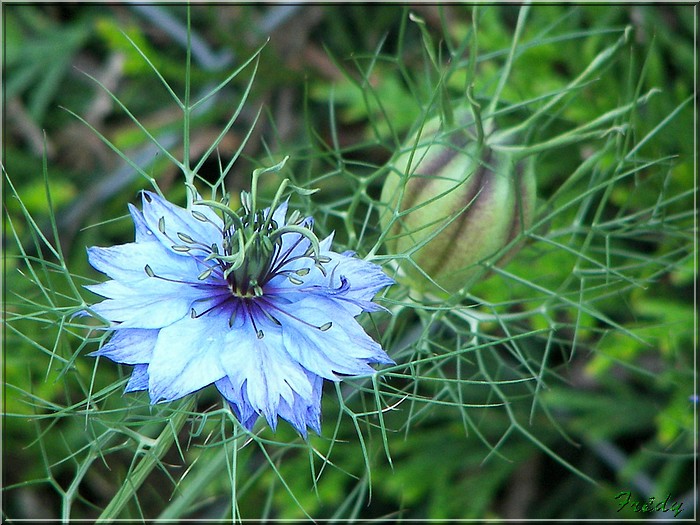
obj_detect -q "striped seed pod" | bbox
[380,112,536,295]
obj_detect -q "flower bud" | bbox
[380,112,536,295]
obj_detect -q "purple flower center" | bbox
[145,204,335,340]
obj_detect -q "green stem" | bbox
[490,88,659,159]
[250,156,290,215]
[496,26,632,144]
[157,447,230,520]
[183,6,194,210]
[466,84,484,149]
[97,398,195,522]
[261,178,290,231]
[62,430,117,522]
[486,3,530,120]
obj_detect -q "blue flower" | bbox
[86,189,394,437]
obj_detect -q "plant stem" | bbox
[97,398,195,522]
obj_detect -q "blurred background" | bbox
[3,3,695,521]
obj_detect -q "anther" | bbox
[318,322,332,331]
[257,329,264,339]
[177,232,195,244]
[295,268,310,276]
[144,264,155,277]
[143,192,152,203]
[158,217,166,234]
[198,268,213,280]
[260,308,281,326]
[288,276,304,285]
[191,210,208,222]
[171,245,191,253]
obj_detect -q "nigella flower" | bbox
[86,177,394,437]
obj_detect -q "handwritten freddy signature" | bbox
[615,491,684,517]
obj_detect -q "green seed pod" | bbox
[380,112,536,295]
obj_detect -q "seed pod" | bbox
[380,112,536,295]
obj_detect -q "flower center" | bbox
[217,210,279,298]
[142,204,337,340]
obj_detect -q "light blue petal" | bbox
[89,328,158,364]
[216,331,323,436]
[270,200,288,226]
[215,377,259,430]
[276,395,306,437]
[140,191,223,253]
[266,234,393,315]
[304,373,323,435]
[147,312,229,403]
[87,241,206,284]
[316,247,394,308]
[87,279,222,329]
[269,295,394,379]
[219,316,313,429]
[128,203,157,244]
[125,364,149,392]
[275,371,323,437]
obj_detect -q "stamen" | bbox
[191,294,235,320]
[144,193,153,203]
[258,296,334,333]
[191,210,208,222]
[143,264,224,289]
[194,199,244,232]
[268,234,311,277]
[171,245,191,253]
[264,311,281,325]
[242,301,264,338]
[295,268,310,276]
[270,225,321,262]
[228,304,238,327]
[198,268,213,280]
[158,216,166,234]
[177,232,195,244]
[288,276,304,285]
